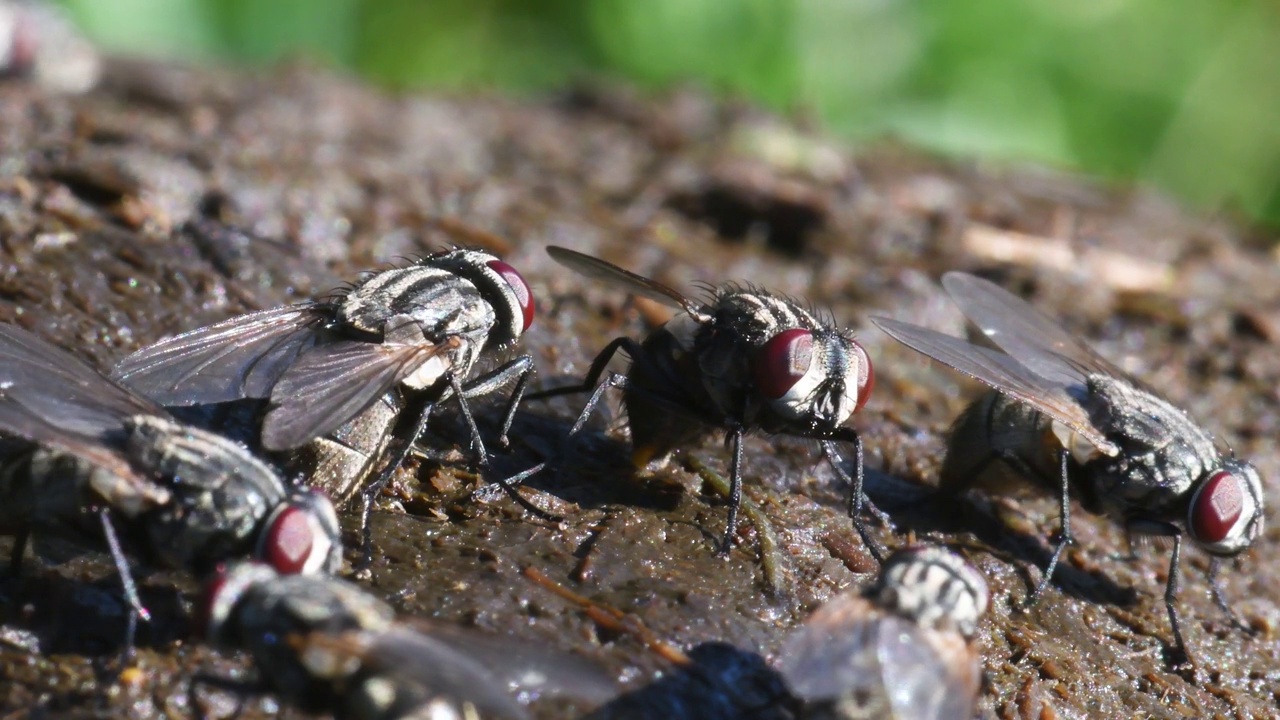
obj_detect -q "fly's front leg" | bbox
[822,430,887,563]
[525,337,641,402]
[1126,517,1196,666]
[98,509,149,653]
[717,427,745,557]
[1164,532,1192,667]
[448,372,489,468]
[1207,557,1250,632]
[478,461,563,522]
[458,354,534,451]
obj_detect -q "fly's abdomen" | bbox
[0,459,29,534]
[940,391,1059,494]
[7,449,149,552]
[287,393,402,506]
[624,329,712,468]
[0,450,89,535]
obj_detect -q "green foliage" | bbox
[57,0,1280,227]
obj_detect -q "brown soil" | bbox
[0,57,1277,719]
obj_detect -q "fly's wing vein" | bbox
[547,246,703,317]
[872,316,1119,456]
[260,338,451,451]
[112,306,322,405]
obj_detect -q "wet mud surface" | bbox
[0,57,1279,718]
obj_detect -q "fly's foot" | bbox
[468,452,494,473]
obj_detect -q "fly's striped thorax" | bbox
[875,547,988,637]
[338,266,493,342]
[714,290,822,345]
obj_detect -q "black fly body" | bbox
[872,272,1264,662]
[200,562,618,720]
[528,246,883,558]
[0,323,342,646]
[113,248,540,563]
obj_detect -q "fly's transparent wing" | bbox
[547,246,702,316]
[0,402,141,481]
[314,628,532,720]
[872,316,1118,455]
[0,325,164,503]
[260,339,450,450]
[410,621,619,706]
[112,306,322,406]
[874,617,976,720]
[942,272,1137,388]
[0,324,159,437]
[779,597,977,720]
[0,401,167,509]
[777,601,883,704]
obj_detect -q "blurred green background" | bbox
[61,0,1280,229]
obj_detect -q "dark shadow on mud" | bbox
[885,487,1138,609]
[431,398,689,514]
[0,549,190,657]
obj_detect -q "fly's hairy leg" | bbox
[1025,449,1072,608]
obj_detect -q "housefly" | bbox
[530,246,882,557]
[871,272,1264,660]
[777,546,988,720]
[201,562,618,720]
[0,0,101,94]
[112,248,539,560]
[0,323,342,644]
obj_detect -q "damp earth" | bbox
[0,56,1278,718]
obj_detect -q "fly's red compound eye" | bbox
[261,506,315,575]
[755,329,814,399]
[487,260,535,332]
[854,343,874,412]
[1189,471,1244,544]
[196,565,231,639]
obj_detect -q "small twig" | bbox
[522,566,691,666]
[684,455,789,599]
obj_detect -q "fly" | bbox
[0,0,101,94]
[871,271,1264,661]
[200,562,618,720]
[112,248,540,562]
[0,323,342,645]
[529,246,882,558]
[777,546,988,720]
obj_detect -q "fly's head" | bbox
[199,561,276,642]
[432,249,535,348]
[752,327,873,430]
[872,547,989,638]
[256,488,343,575]
[1187,458,1264,557]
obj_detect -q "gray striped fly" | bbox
[530,246,882,559]
[113,248,539,562]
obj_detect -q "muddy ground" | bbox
[0,55,1278,719]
